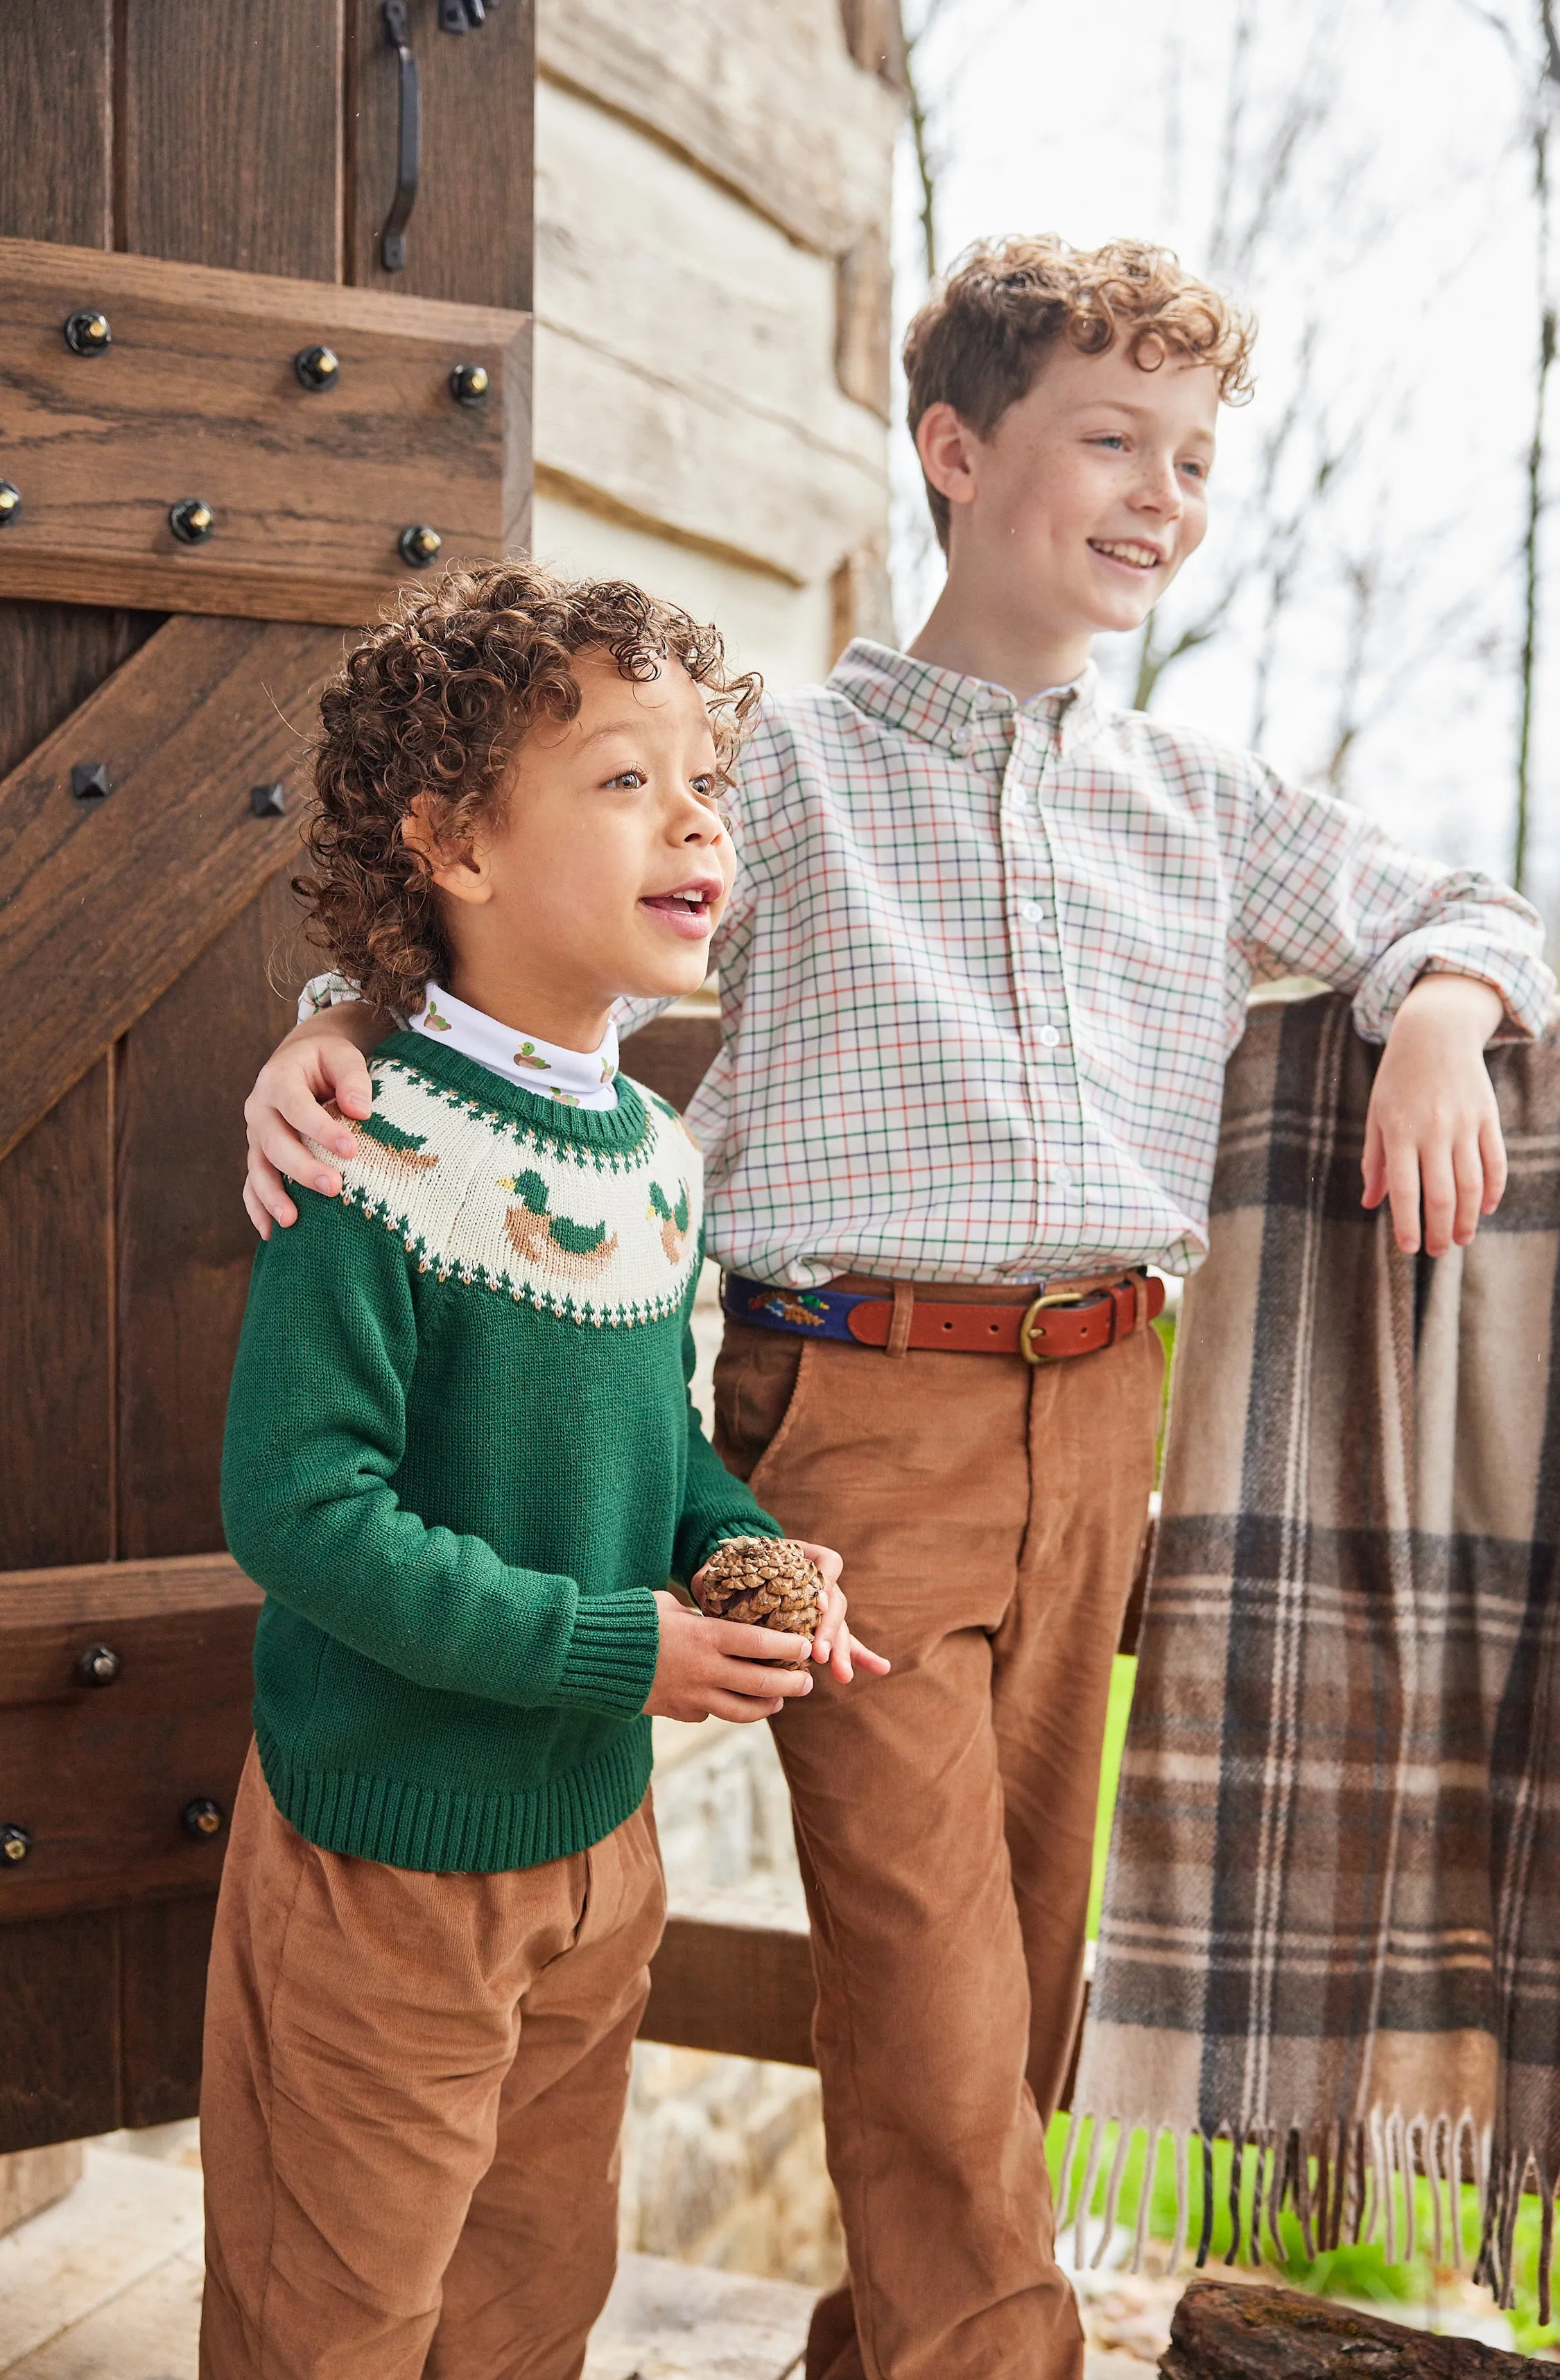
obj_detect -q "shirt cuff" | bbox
[297,971,406,1026]
[553,1589,661,1719]
[1352,929,1557,1045]
[686,1515,786,1578]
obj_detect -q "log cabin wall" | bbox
[532,0,903,682]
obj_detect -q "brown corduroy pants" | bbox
[714,1294,1162,2380]
[198,1745,665,2380]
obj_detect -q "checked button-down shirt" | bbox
[657,639,1552,1289]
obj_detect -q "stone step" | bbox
[0,2137,813,2379]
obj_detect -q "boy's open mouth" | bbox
[1088,538,1163,573]
[640,879,722,940]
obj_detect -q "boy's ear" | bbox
[915,402,981,515]
[402,795,492,907]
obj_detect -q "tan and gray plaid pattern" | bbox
[1069,992,1560,2313]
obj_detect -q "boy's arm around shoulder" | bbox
[220,1186,658,1721]
[1224,756,1554,1039]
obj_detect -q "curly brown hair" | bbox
[296,559,761,1017]
[903,234,1256,549]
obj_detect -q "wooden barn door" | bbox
[0,0,533,2151]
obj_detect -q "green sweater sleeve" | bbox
[672,1291,785,1581]
[221,1188,658,1721]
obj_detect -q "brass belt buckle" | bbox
[1019,1285,1094,1365]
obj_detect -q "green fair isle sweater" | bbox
[221,1030,781,1874]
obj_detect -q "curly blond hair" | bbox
[903,234,1256,549]
[296,559,761,1017]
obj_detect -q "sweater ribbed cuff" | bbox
[554,1590,661,1718]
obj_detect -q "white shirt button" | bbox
[1039,1026,1061,1048]
[1019,899,1046,924]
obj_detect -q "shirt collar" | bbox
[826,638,1104,759]
[407,984,621,1110]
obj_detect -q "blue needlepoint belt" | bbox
[720,1270,1164,1364]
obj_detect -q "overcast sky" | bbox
[890,0,1558,918]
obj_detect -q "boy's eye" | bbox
[1179,458,1208,482]
[1091,433,1127,451]
[691,775,716,799]
[605,768,647,789]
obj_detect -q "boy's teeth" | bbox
[1093,540,1159,568]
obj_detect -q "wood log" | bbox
[1163,2282,1549,2380]
[537,0,900,259]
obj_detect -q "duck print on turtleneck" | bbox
[408,983,620,1109]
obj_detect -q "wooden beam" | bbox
[0,237,529,626]
[0,612,343,1162]
[620,1013,722,1114]
[0,1555,260,1922]
[641,1914,818,2069]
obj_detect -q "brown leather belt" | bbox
[722,1269,1165,1363]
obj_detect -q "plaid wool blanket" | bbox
[1067,991,1560,2311]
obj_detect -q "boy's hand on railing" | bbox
[646,1590,817,1724]
[243,1002,385,1238]
[1362,973,1507,1258]
[793,1542,892,1685]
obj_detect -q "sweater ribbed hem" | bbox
[555,1591,661,1718]
[254,1716,652,1872]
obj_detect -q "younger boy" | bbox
[239,245,1552,2379]
[203,565,878,2380]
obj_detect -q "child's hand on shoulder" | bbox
[243,1005,384,1239]
[1362,973,1507,1257]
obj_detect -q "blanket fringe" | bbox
[1058,2107,1524,2293]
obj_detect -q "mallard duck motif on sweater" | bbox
[305,1052,702,1327]
[501,1170,621,1281]
[646,1179,692,1264]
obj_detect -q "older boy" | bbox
[204,564,877,2380]
[240,243,1552,2379]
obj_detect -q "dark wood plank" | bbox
[0,612,343,1164]
[117,874,305,1559]
[0,1067,114,1572]
[0,1589,256,1919]
[119,0,344,281]
[621,1014,722,1114]
[641,1915,817,2069]
[0,1912,120,2151]
[120,1893,218,2128]
[0,1553,263,1699]
[0,238,530,625]
[347,0,534,310]
[0,0,113,248]
[0,606,162,782]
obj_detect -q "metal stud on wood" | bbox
[168,497,215,545]
[0,1825,31,1866]
[76,1646,122,1688]
[250,782,286,818]
[62,309,112,356]
[0,481,20,525]
[69,763,112,802]
[399,522,441,567]
[182,1798,225,1840]
[294,344,340,391]
[450,362,489,405]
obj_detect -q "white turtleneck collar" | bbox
[408,983,620,1110]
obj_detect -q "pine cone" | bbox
[693,1537,824,1638]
